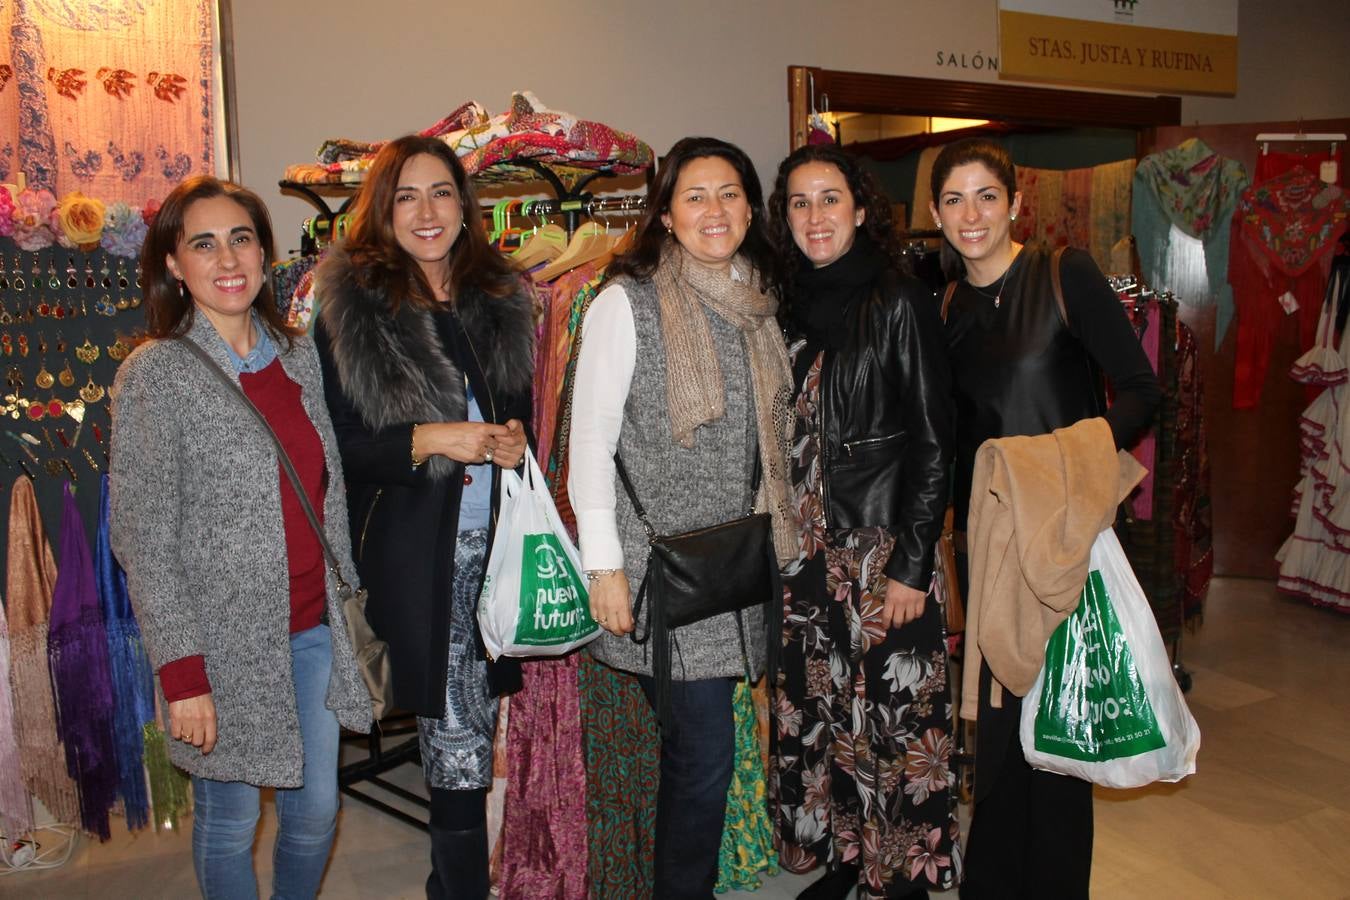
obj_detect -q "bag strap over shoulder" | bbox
[1050,245,1069,328]
[614,444,762,541]
[940,282,957,323]
[174,338,352,594]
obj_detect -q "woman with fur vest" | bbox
[313,135,534,900]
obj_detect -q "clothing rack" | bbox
[1106,273,1197,693]
[480,193,647,219]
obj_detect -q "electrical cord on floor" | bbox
[0,824,79,873]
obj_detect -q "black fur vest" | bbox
[316,246,535,480]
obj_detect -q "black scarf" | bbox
[791,232,887,350]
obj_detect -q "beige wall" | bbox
[229,0,1350,238]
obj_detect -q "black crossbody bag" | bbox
[614,451,781,734]
[177,338,392,720]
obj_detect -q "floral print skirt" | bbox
[772,348,960,898]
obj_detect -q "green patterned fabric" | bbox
[715,681,779,893]
[579,657,658,898]
[143,721,191,831]
[1132,138,1249,347]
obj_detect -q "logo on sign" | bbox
[1113,0,1137,19]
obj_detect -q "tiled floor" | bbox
[5,577,1349,899]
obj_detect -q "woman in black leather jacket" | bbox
[767,144,957,900]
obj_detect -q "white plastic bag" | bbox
[1020,528,1201,788]
[477,451,600,658]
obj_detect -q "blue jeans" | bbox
[637,675,735,900]
[192,625,340,900]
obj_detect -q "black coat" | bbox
[810,268,954,590]
[314,248,534,717]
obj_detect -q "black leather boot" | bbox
[425,822,489,900]
[797,861,860,900]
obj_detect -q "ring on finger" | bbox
[484,448,494,463]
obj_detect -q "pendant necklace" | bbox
[968,253,1020,309]
[969,272,1008,309]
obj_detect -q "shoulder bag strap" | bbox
[1050,245,1069,327]
[940,281,958,323]
[174,338,353,593]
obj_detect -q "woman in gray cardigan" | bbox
[568,137,798,899]
[110,177,371,900]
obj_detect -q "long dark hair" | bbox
[343,135,520,309]
[766,143,906,306]
[141,175,297,345]
[606,136,773,283]
[929,138,1018,280]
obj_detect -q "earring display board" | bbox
[0,238,143,566]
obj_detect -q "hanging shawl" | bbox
[142,698,192,831]
[49,483,119,840]
[1133,138,1249,347]
[6,477,80,824]
[1236,168,1350,279]
[0,581,34,839]
[96,475,154,832]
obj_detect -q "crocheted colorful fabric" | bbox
[1133,139,1249,346]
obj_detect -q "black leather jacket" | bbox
[814,269,954,590]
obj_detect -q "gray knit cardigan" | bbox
[109,314,372,787]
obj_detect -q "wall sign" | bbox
[998,0,1238,96]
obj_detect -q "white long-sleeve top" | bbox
[567,282,637,572]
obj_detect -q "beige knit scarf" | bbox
[652,244,800,564]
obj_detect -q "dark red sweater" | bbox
[159,359,329,702]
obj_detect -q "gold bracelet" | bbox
[411,423,426,468]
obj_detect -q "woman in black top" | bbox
[929,138,1159,899]
[768,144,957,900]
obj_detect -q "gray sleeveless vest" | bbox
[587,276,767,681]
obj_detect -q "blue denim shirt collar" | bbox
[224,313,279,374]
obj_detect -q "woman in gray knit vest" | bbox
[569,137,799,899]
[110,177,372,898]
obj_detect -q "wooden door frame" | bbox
[788,65,1182,152]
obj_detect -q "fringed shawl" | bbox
[1132,138,1249,347]
[49,483,119,839]
[0,579,33,838]
[96,474,154,832]
[6,477,80,824]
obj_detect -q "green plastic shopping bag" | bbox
[1020,528,1200,787]
[477,450,600,657]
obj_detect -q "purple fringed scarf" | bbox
[96,474,155,832]
[0,586,35,838]
[48,483,119,840]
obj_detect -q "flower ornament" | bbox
[12,187,58,251]
[53,191,107,251]
[101,202,148,258]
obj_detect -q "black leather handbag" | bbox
[614,452,779,733]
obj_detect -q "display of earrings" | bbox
[0,243,141,483]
